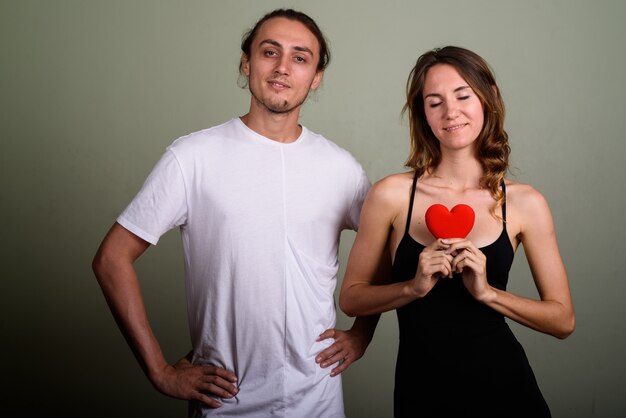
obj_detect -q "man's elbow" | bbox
[92,250,107,283]
[92,244,117,286]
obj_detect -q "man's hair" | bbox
[403,46,510,210]
[238,8,331,76]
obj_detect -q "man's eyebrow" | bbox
[259,39,314,56]
[424,85,471,99]
[293,46,314,56]
[260,39,282,49]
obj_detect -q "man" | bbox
[92,8,378,417]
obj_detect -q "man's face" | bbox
[242,17,323,115]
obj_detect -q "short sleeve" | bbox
[117,149,188,245]
[345,166,371,231]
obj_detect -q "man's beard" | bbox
[249,85,309,115]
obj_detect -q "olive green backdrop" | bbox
[2,1,625,417]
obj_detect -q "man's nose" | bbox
[274,55,290,75]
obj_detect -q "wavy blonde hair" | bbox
[402,46,510,211]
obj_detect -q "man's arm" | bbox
[315,240,390,376]
[92,223,238,407]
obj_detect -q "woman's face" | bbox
[422,64,484,152]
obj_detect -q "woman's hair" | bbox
[239,9,331,77]
[402,46,510,209]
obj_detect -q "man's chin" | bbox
[265,99,294,114]
[268,106,295,115]
[251,91,306,115]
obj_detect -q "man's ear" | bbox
[310,70,324,91]
[241,54,250,76]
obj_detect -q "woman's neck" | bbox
[426,153,484,192]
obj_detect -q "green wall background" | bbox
[2,1,625,417]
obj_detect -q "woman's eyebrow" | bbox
[424,85,471,99]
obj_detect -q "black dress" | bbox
[392,172,550,418]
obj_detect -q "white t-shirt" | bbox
[118,118,370,417]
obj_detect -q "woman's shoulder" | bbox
[370,171,415,196]
[358,171,417,229]
[505,179,554,233]
[505,179,549,211]
[363,171,415,210]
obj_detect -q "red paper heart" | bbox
[425,204,475,239]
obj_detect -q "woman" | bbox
[339,46,574,417]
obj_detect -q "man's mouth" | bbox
[268,80,290,90]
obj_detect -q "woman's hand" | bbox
[411,239,454,297]
[443,238,495,302]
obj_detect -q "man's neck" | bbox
[240,106,303,143]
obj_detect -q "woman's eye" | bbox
[458,95,470,101]
[428,102,442,108]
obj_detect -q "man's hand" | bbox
[315,328,369,377]
[151,353,239,409]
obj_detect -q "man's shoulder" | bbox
[169,118,238,151]
[303,127,361,167]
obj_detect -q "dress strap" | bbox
[405,171,419,234]
[501,179,507,226]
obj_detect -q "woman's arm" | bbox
[491,185,575,338]
[448,185,575,339]
[339,178,453,317]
